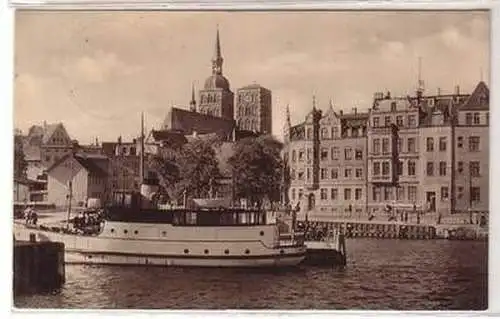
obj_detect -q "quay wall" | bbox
[13,239,65,295]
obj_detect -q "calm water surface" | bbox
[14,239,488,310]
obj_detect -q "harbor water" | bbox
[14,239,488,310]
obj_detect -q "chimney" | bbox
[455,85,460,95]
[437,88,441,96]
[352,107,357,115]
[339,110,343,116]
[385,91,391,99]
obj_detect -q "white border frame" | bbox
[1,1,499,318]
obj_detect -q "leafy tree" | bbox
[14,134,27,180]
[146,149,180,200]
[175,138,222,200]
[229,135,284,208]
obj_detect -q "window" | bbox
[331,147,339,160]
[307,148,312,161]
[408,160,416,176]
[466,113,473,125]
[373,162,381,176]
[473,112,480,125]
[291,169,296,180]
[298,171,304,180]
[391,102,397,111]
[407,138,416,153]
[469,136,480,152]
[306,168,311,180]
[427,162,434,176]
[307,128,312,139]
[408,115,416,127]
[355,188,363,200]
[384,116,391,127]
[457,186,464,199]
[320,168,328,180]
[345,148,353,160]
[321,148,328,160]
[471,187,480,202]
[457,136,463,148]
[355,149,363,160]
[458,161,464,173]
[426,137,434,152]
[382,162,390,176]
[331,188,338,200]
[344,188,351,200]
[397,138,403,153]
[344,168,352,178]
[355,168,363,178]
[435,187,449,203]
[384,187,392,200]
[321,128,329,139]
[298,150,304,161]
[298,189,304,199]
[408,186,417,201]
[396,186,405,200]
[396,115,404,127]
[373,117,380,127]
[372,187,381,201]
[291,150,296,162]
[332,127,339,138]
[373,139,381,154]
[291,189,296,200]
[331,168,339,179]
[439,137,447,151]
[439,161,447,176]
[382,138,390,154]
[320,188,327,200]
[470,161,480,177]
[397,160,403,176]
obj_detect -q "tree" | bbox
[14,134,27,180]
[146,149,180,201]
[176,138,222,200]
[229,135,284,208]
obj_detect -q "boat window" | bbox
[186,212,197,225]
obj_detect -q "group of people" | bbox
[23,206,38,226]
[297,221,333,242]
[73,210,103,233]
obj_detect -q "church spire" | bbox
[189,82,197,112]
[212,25,223,75]
[286,104,291,127]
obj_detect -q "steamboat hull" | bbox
[14,223,306,268]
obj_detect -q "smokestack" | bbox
[455,85,460,95]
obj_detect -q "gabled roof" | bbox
[46,152,108,177]
[458,81,489,111]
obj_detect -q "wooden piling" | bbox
[13,239,65,295]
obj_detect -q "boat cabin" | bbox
[105,191,267,227]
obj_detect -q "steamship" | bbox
[13,116,307,268]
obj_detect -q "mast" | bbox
[140,112,145,185]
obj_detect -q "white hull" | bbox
[14,222,306,268]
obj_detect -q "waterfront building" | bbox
[46,153,108,207]
[285,99,368,219]
[453,82,489,214]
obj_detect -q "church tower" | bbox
[198,27,234,120]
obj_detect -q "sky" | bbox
[14,10,490,143]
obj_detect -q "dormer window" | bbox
[390,102,397,111]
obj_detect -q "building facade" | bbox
[235,84,272,134]
[46,153,108,207]
[283,81,489,219]
[285,100,369,219]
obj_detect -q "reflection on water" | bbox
[14,239,488,310]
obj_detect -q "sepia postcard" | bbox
[12,10,490,311]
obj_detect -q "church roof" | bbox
[458,81,489,111]
[164,107,235,138]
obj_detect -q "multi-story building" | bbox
[283,81,489,219]
[235,84,272,134]
[285,100,369,219]
[367,92,421,215]
[453,82,489,214]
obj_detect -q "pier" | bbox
[13,238,65,295]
